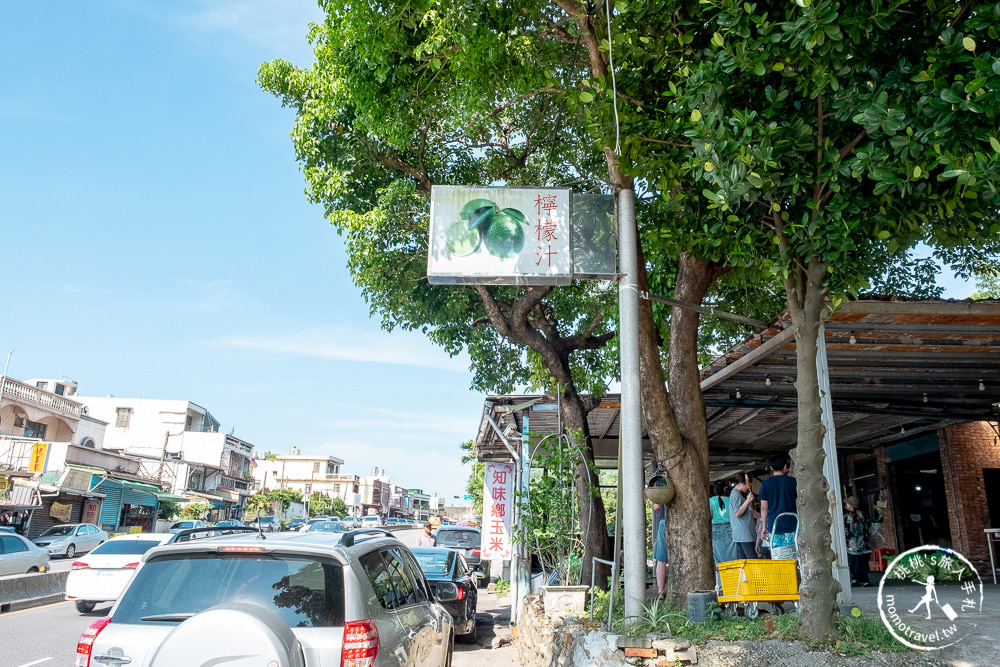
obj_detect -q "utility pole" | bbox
[618,189,646,621]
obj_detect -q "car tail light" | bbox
[472,548,481,555]
[75,616,111,667]
[456,586,465,601]
[123,562,141,569]
[342,619,378,667]
[71,561,90,570]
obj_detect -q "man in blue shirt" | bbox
[758,452,797,557]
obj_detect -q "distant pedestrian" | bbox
[652,502,668,600]
[844,495,877,587]
[711,480,739,574]
[758,452,797,557]
[729,476,756,560]
[416,521,437,547]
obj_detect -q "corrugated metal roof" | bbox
[474,299,1000,477]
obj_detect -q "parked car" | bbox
[65,533,175,613]
[298,517,328,532]
[211,520,245,528]
[247,515,280,533]
[434,526,488,583]
[285,518,306,531]
[411,547,479,643]
[31,523,108,558]
[361,515,381,528]
[0,532,50,575]
[167,520,207,534]
[76,528,457,667]
[0,526,18,533]
[299,521,350,541]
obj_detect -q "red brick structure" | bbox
[939,421,1000,570]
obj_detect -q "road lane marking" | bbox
[17,659,53,666]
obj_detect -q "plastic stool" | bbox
[871,548,893,572]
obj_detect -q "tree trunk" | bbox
[562,389,611,588]
[637,249,724,606]
[786,258,839,640]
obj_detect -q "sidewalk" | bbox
[454,589,517,667]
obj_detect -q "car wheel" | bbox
[458,611,478,644]
[76,600,97,613]
[65,544,76,559]
[26,566,38,573]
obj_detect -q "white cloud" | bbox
[215,326,470,372]
[142,0,324,63]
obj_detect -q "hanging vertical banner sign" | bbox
[28,443,49,473]
[428,186,573,285]
[481,462,515,560]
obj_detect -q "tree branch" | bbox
[838,130,868,161]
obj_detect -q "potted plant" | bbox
[515,429,592,614]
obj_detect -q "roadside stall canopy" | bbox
[474,299,1000,474]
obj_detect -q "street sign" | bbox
[463,495,473,500]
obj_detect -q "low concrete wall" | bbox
[516,594,695,667]
[0,571,69,613]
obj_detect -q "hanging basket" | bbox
[644,473,675,504]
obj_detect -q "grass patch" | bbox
[588,593,909,656]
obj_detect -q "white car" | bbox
[66,533,175,613]
[75,530,456,667]
[167,520,207,534]
[32,523,108,558]
[361,515,381,528]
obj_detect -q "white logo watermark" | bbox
[877,545,983,650]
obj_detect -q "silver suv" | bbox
[75,527,456,667]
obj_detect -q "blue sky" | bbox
[0,2,977,503]
[1,0,483,502]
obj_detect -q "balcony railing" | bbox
[219,475,249,492]
[1,377,82,419]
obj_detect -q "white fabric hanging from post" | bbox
[816,322,853,605]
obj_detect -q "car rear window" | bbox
[414,550,453,577]
[435,530,479,547]
[90,540,165,556]
[112,553,345,628]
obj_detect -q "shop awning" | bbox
[150,489,191,503]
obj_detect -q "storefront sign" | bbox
[49,501,73,522]
[428,186,573,285]
[481,463,514,560]
[28,443,49,473]
[82,499,101,525]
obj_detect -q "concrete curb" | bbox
[0,571,69,613]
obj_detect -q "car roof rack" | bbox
[170,526,260,543]
[339,528,393,548]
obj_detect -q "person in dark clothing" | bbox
[758,452,797,557]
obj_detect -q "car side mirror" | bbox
[435,582,459,602]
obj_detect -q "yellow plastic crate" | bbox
[717,559,799,603]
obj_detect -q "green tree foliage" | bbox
[307,492,333,517]
[246,492,271,517]
[329,497,349,518]
[259,0,618,585]
[180,503,212,520]
[601,0,1000,638]
[260,0,1000,636]
[157,501,181,521]
[269,488,303,513]
[460,440,485,517]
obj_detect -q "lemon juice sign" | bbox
[428,186,573,285]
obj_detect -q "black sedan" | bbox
[434,526,488,584]
[411,547,479,643]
